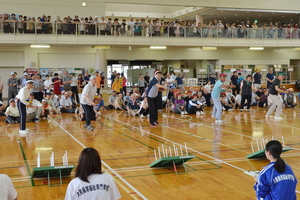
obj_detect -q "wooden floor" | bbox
[1,105,300,200]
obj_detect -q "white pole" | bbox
[250,142,254,153]
[173,143,176,156]
[65,151,68,165]
[175,147,179,156]
[37,153,40,167]
[272,136,274,140]
[260,141,264,150]
[256,140,260,151]
[169,146,172,157]
[165,149,168,157]
[262,137,265,147]
[184,142,188,155]
[158,147,161,159]
[162,145,165,157]
[282,136,285,147]
[62,156,65,165]
[180,145,183,156]
[154,150,157,160]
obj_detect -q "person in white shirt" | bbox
[26,93,42,122]
[80,76,97,131]
[44,75,53,93]
[60,92,76,113]
[5,99,20,124]
[65,147,121,200]
[15,80,34,135]
[204,80,212,94]
[70,73,79,104]
[0,174,18,200]
[164,74,175,88]
[45,93,60,114]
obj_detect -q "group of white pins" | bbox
[250,136,286,153]
[36,151,68,167]
[153,143,189,160]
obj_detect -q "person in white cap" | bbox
[7,72,18,104]
[15,80,34,135]
[80,76,97,131]
[21,72,29,88]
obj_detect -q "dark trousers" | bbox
[0,93,2,101]
[240,95,251,109]
[7,91,17,103]
[97,88,100,95]
[61,107,76,113]
[82,104,94,126]
[232,84,239,96]
[17,100,27,130]
[123,87,126,95]
[71,86,80,104]
[33,92,44,102]
[147,97,158,125]
[100,30,105,35]
[6,116,20,123]
[139,87,145,95]
[188,106,201,114]
[139,108,149,116]
[4,25,10,33]
[157,92,163,109]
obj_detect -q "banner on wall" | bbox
[75,68,85,75]
[26,68,38,75]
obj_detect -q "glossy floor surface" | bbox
[1,106,300,200]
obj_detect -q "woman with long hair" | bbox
[65,147,121,200]
[254,140,297,200]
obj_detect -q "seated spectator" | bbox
[59,92,76,113]
[45,93,60,114]
[284,88,297,108]
[0,174,18,200]
[251,90,258,106]
[139,97,149,119]
[203,89,211,106]
[114,93,127,111]
[127,93,141,116]
[5,99,20,124]
[123,91,131,105]
[184,91,193,111]
[204,80,213,94]
[41,99,50,119]
[226,89,235,104]
[95,94,106,115]
[255,87,264,97]
[0,100,6,116]
[235,91,244,109]
[165,86,175,111]
[129,86,140,96]
[220,92,233,111]
[65,148,121,200]
[258,90,268,108]
[197,90,206,113]
[26,93,42,122]
[107,90,117,110]
[188,94,203,115]
[174,93,187,114]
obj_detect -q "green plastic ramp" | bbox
[150,155,195,167]
[246,147,293,159]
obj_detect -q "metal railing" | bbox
[2,21,300,39]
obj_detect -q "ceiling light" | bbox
[30,44,50,48]
[292,47,300,50]
[201,47,217,50]
[82,1,87,6]
[92,45,111,49]
[249,47,264,50]
[149,46,167,49]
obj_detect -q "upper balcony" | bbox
[2,22,300,47]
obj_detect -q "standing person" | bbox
[266,68,275,89]
[175,73,184,90]
[52,73,62,96]
[65,147,121,200]
[266,72,288,119]
[0,76,3,101]
[80,76,97,131]
[32,74,44,102]
[137,74,145,95]
[209,73,216,85]
[211,73,235,124]
[7,72,18,104]
[253,69,262,90]
[121,74,127,96]
[144,72,150,86]
[230,71,239,95]
[0,174,18,200]
[15,80,34,135]
[63,71,72,91]
[95,71,101,94]
[70,73,79,104]
[44,75,53,93]
[239,75,253,112]
[146,70,166,127]
[254,140,297,200]
[100,73,105,89]
[83,71,90,86]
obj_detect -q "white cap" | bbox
[10,72,15,75]
[24,72,28,75]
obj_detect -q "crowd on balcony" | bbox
[2,13,300,38]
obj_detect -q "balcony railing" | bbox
[2,21,300,39]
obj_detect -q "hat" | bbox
[278,72,285,76]
[42,99,48,102]
[112,90,116,92]
[192,94,197,98]
[89,76,96,80]
[154,70,162,75]
[289,88,294,92]
[187,91,193,94]
[9,99,15,103]
[95,71,99,73]
[24,72,28,75]
[176,93,182,97]
[219,73,227,77]
[10,72,15,75]
[26,80,34,84]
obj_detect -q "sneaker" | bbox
[211,115,215,118]
[240,109,243,112]
[97,112,101,115]
[84,124,94,128]
[75,107,79,113]
[140,114,144,119]
[135,113,140,117]
[181,111,185,115]
[200,111,205,115]
[184,111,188,114]
[19,130,29,134]
[274,116,283,120]
[154,121,160,125]
[196,111,201,115]
[228,109,234,111]
[86,125,94,131]
[222,107,226,111]
[147,114,150,118]
[265,115,271,118]
[215,119,224,124]
[246,109,250,112]
[150,123,156,127]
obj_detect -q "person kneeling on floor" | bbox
[284,88,297,108]
[41,99,50,119]
[60,91,76,113]
[5,99,20,124]
[127,93,141,116]
[26,93,42,122]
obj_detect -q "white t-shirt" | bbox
[60,96,73,107]
[44,79,53,90]
[65,173,121,200]
[26,99,42,114]
[0,174,17,200]
[80,83,97,105]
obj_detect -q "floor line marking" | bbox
[49,116,148,200]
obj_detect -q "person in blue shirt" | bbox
[266,68,275,89]
[209,73,216,85]
[254,140,297,200]
[175,73,184,90]
[146,70,166,127]
[211,73,235,124]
